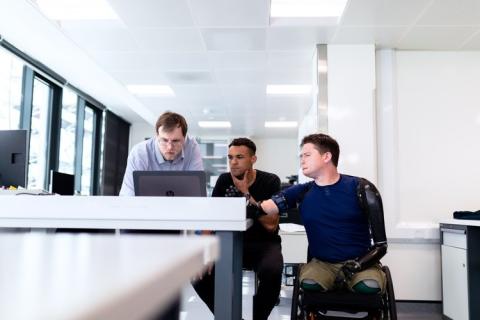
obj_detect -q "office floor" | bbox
[180,271,443,320]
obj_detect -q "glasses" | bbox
[158,138,183,147]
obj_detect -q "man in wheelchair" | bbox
[257,133,387,295]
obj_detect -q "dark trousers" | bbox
[193,240,283,320]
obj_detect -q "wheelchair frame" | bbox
[290,264,397,320]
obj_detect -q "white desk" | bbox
[279,224,308,264]
[440,219,480,320]
[0,233,218,320]
[0,196,247,320]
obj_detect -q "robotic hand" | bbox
[334,260,361,288]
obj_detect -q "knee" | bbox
[352,280,381,294]
[258,261,283,283]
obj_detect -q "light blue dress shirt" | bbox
[119,136,204,196]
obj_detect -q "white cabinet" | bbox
[441,243,469,320]
[439,222,480,320]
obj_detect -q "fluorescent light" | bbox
[127,85,175,97]
[266,85,311,95]
[198,121,232,128]
[270,0,348,18]
[265,121,298,128]
[36,0,119,20]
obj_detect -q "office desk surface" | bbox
[0,234,218,320]
[0,195,247,230]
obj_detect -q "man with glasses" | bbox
[119,111,203,196]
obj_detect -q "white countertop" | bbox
[0,233,218,320]
[0,196,247,230]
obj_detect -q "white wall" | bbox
[395,51,480,223]
[327,45,377,183]
[254,138,299,183]
[375,49,480,300]
[129,121,155,150]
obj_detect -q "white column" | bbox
[327,45,377,183]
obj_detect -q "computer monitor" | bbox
[50,171,75,195]
[133,171,207,197]
[0,130,27,188]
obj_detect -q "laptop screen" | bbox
[133,171,207,197]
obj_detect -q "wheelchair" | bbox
[290,262,397,320]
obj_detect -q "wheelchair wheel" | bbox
[382,266,397,320]
[291,263,306,319]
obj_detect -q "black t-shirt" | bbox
[212,170,281,243]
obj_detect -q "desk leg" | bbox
[215,231,243,320]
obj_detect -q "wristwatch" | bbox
[244,193,251,201]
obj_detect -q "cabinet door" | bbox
[441,244,469,320]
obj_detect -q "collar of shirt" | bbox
[153,136,186,165]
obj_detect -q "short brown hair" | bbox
[155,111,188,136]
[301,133,340,167]
[229,137,256,155]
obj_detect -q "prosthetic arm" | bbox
[340,178,388,278]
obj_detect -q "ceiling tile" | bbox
[341,0,432,26]
[90,51,209,71]
[208,51,267,69]
[108,0,194,27]
[398,26,478,50]
[165,71,214,84]
[60,20,140,51]
[215,69,266,85]
[132,28,205,51]
[416,0,480,26]
[173,85,225,106]
[189,0,269,27]
[110,71,169,84]
[267,69,312,83]
[201,28,266,51]
[332,26,406,48]
[267,51,314,69]
[267,27,336,51]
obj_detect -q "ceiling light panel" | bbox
[36,0,119,20]
[127,85,175,97]
[264,121,298,128]
[270,0,348,18]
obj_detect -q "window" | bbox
[27,77,52,189]
[80,106,95,195]
[0,48,23,129]
[58,88,78,175]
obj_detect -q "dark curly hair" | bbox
[229,137,256,155]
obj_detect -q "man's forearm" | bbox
[259,199,280,215]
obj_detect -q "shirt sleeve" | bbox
[119,146,145,196]
[268,174,281,197]
[282,182,312,209]
[185,138,204,170]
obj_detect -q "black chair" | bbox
[291,263,397,319]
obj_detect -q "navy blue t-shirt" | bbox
[283,174,370,263]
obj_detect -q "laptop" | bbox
[133,171,207,197]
